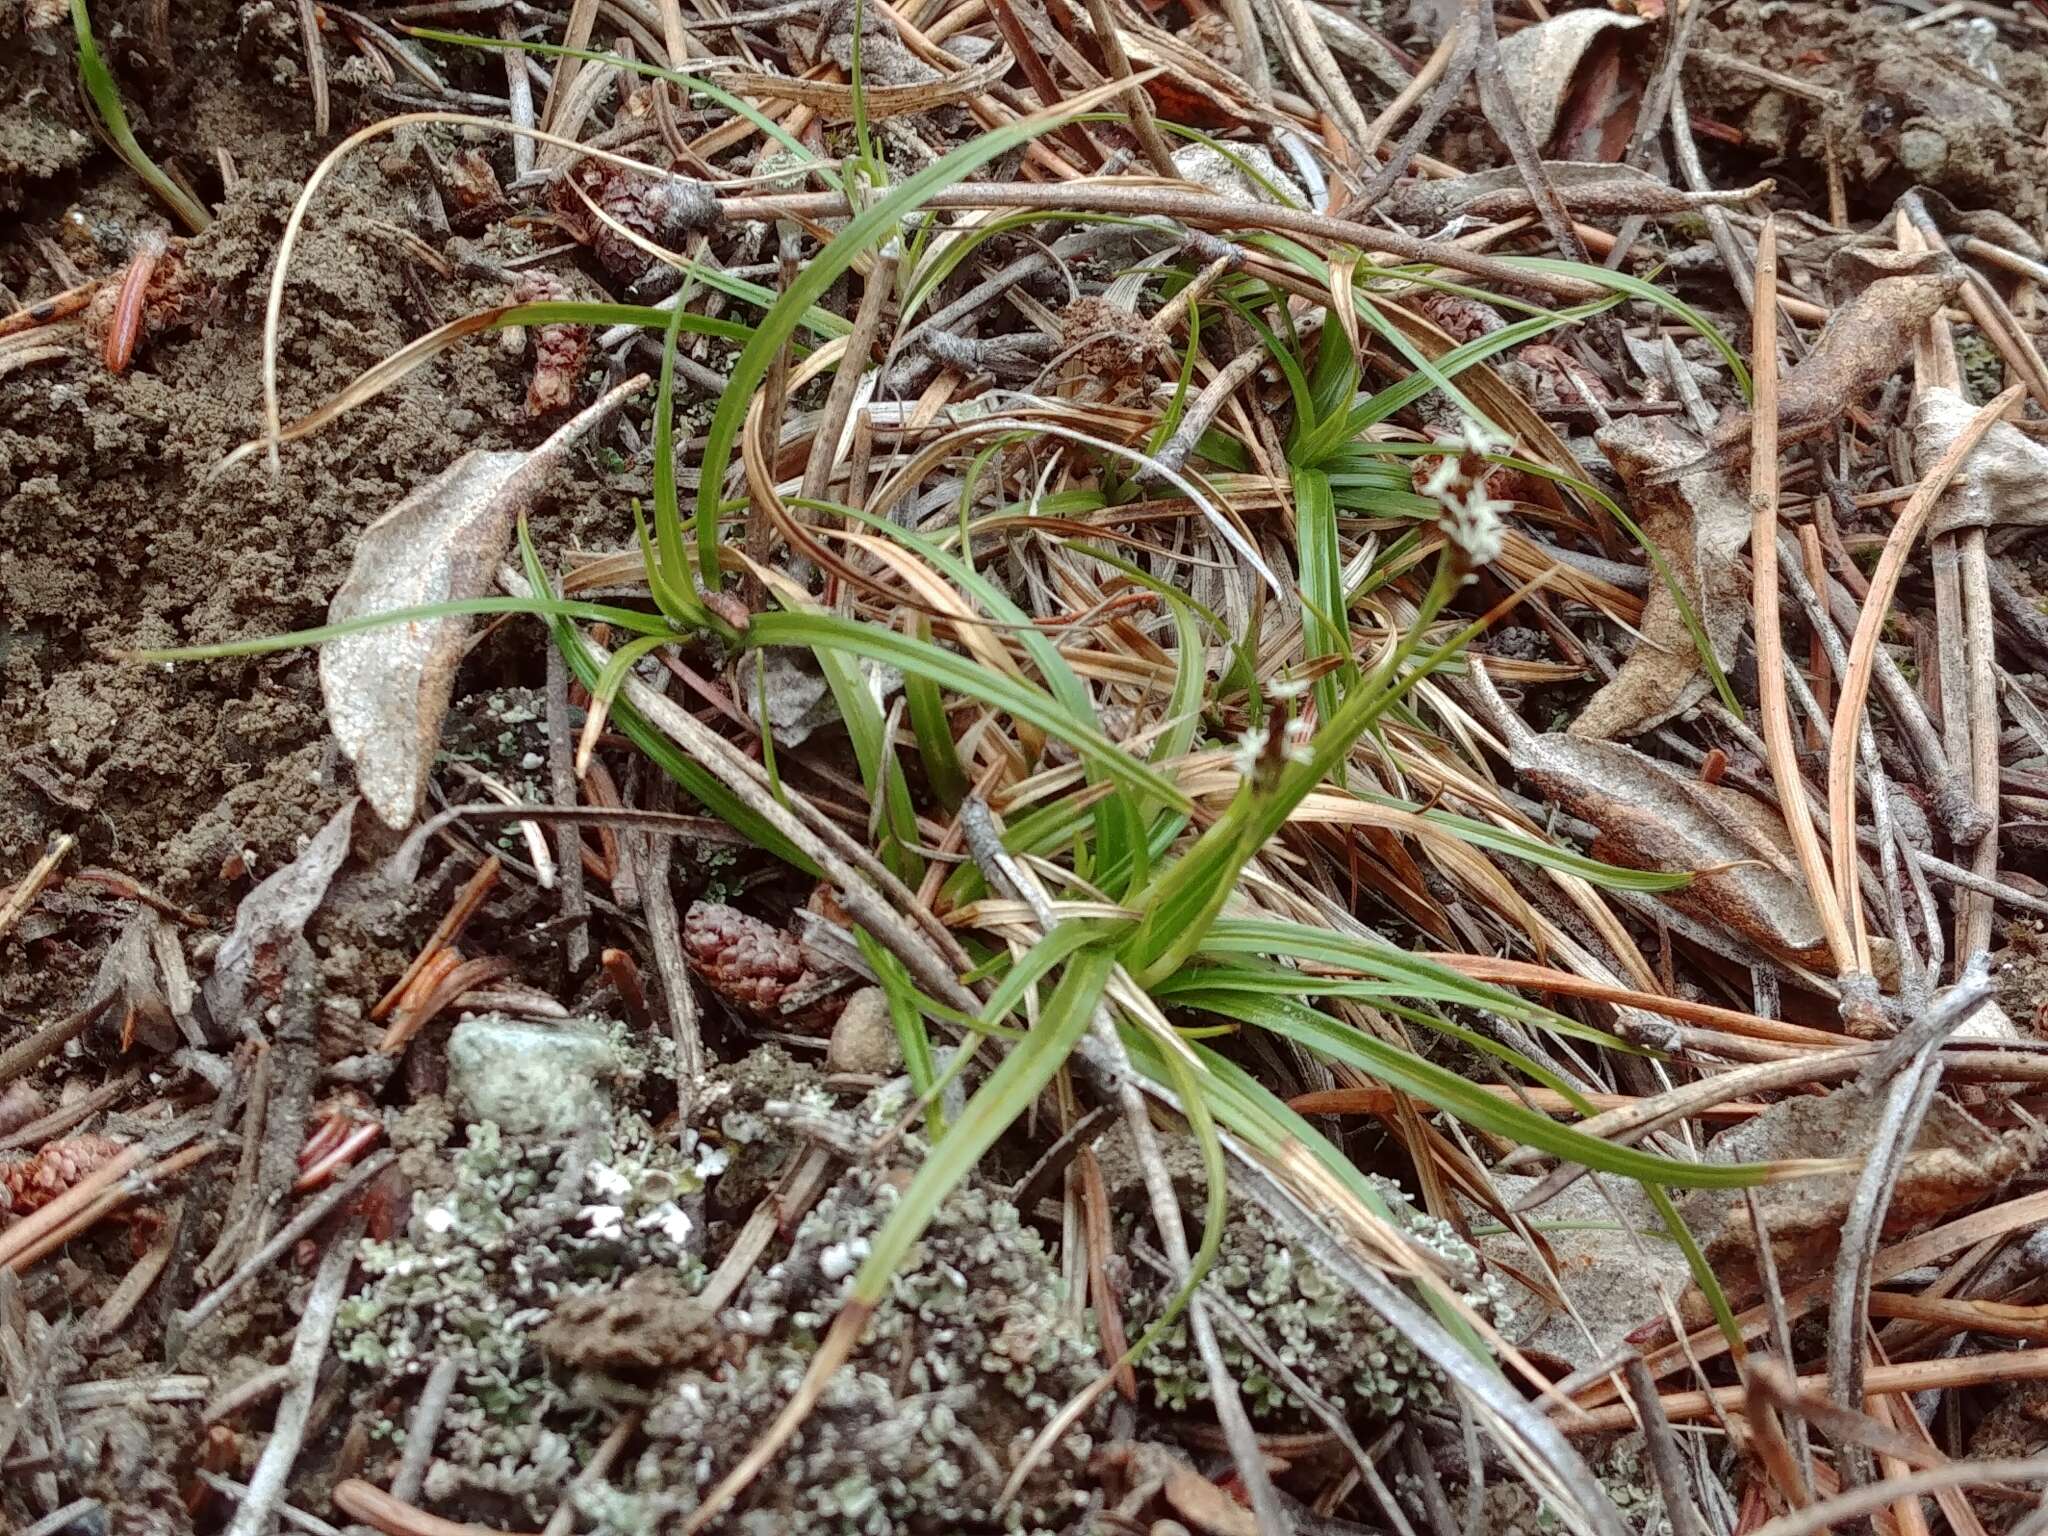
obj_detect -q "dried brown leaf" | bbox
[320,379,647,828]
[1496,11,1647,154]
[1659,251,1965,483]
[201,800,356,1036]
[1673,1086,2034,1328]
[1505,725,1830,967]
[321,450,531,829]
[1570,418,1747,739]
[87,907,185,1053]
[1916,385,2048,535]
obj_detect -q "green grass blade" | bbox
[746,610,1189,810]
[695,85,1133,588]
[123,595,673,662]
[72,0,209,232]
[849,946,1115,1304]
[1178,988,1786,1189]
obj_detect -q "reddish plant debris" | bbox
[552,160,717,284]
[681,901,849,1031]
[512,270,592,416]
[83,232,209,374]
[297,1090,384,1192]
[0,1133,125,1219]
[443,148,506,231]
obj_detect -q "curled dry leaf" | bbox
[201,800,357,1037]
[1917,385,2048,536]
[1092,1441,1261,1536]
[1671,1085,2036,1329]
[1497,10,1648,158]
[321,451,531,828]
[87,907,192,1053]
[1570,418,1747,739]
[1503,719,1830,969]
[320,378,648,829]
[1656,250,1965,483]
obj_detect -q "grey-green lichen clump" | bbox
[1126,1177,1514,1423]
[585,1164,1104,1536]
[334,1115,719,1520]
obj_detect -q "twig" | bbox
[1828,386,2023,970]
[1745,1188,1817,1505]
[799,239,901,509]
[296,0,331,136]
[637,766,706,1094]
[224,1218,364,1536]
[722,185,1610,301]
[20,1500,103,1536]
[0,1125,203,1273]
[542,1410,642,1536]
[1603,0,1708,271]
[196,1473,343,1536]
[544,644,591,977]
[1078,0,1177,178]
[502,15,536,179]
[0,834,74,942]
[202,1363,294,1425]
[0,993,114,1090]
[174,1149,395,1342]
[1466,0,1590,269]
[334,1477,537,1536]
[391,1357,462,1504]
[1352,18,1473,209]
[196,1044,270,1286]
[0,1066,137,1153]
[1623,1355,1707,1536]
[1739,1457,2048,1536]
[1565,1351,2048,1433]
[1152,348,1266,478]
[90,1198,180,1337]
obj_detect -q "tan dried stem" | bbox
[1745,220,1858,1001]
[1826,385,2023,967]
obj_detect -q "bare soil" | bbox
[0,1,640,1022]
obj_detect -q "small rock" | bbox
[1898,126,1950,178]
[827,987,901,1076]
[446,1016,621,1137]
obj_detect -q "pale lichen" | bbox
[1124,1176,1514,1423]
[334,1115,712,1521]
[588,1167,1104,1535]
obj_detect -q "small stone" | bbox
[827,987,901,1076]
[1898,126,1949,177]
[446,1016,621,1137]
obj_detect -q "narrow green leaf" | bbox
[850,947,1114,1303]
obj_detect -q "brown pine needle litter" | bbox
[10,3,2048,1533]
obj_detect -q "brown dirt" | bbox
[1686,0,2048,228]
[0,0,629,1016]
